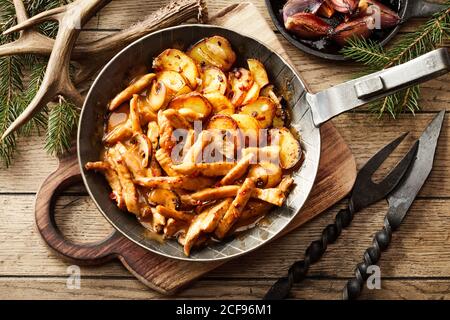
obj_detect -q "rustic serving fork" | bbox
[264,132,419,300]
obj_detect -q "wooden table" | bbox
[1,0,449,300]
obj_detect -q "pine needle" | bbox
[342,2,450,118]
[19,58,49,136]
[340,37,390,69]
[45,97,79,156]
[0,97,20,168]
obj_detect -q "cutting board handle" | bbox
[35,153,123,264]
[34,154,171,289]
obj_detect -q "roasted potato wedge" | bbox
[156,70,191,98]
[206,114,238,131]
[188,36,236,72]
[199,66,227,95]
[241,82,260,105]
[247,59,270,88]
[227,68,254,107]
[203,92,235,115]
[248,162,282,188]
[272,128,302,169]
[153,49,199,89]
[239,97,276,129]
[168,92,212,118]
[231,114,260,131]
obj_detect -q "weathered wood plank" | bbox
[1,195,449,278]
[1,277,450,300]
[0,135,57,193]
[334,113,450,197]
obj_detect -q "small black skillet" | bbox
[265,0,445,60]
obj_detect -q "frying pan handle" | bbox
[307,48,450,126]
[35,153,123,265]
[404,0,446,19]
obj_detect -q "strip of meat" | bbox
[155,148,180,177]
[85,160,125,210]
[150,207,166,233]
[181,185,288,207]
[219,153,255,185]
[215,178,256,239]
[184,198,233,256]
[109,73,156,111]
[239,200,273,221]
[147,121,160,150]
[252,188,286,207]
[134,176,215,191]
[183,130,212,164]
[109,148,140,216]
[172,161,236,176]
[156,205,194,222]
[157,110,175,151]
[164,218,188,238]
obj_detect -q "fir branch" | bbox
[340,37,390,69]
[19,59,49,136]
[0,0,18,34]
[0,96,20,167]
[45,96,79,156]
[342,2,450,118]
[26,0,72,38]
[0,26,24,167]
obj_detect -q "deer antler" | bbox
[0,0,207,140]
[0,0,55,57]
[1,0,112,140]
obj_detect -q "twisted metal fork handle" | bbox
[264,207,354,300]
[343,216,393,300]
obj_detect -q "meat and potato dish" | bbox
[85,35,302,256]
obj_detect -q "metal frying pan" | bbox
[78,24,450,262]
[266,0,446,61]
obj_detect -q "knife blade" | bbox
[387,110,446,229]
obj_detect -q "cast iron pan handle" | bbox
[35,153,173,294]
[404,0,446,19]
[308,48,450,126]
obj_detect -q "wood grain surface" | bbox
[1,0,449,299]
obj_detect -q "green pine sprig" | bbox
[341,1,450,118]
[0,0,75,167]
[45,96,79,156]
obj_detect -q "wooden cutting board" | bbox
[34,2,357,295]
